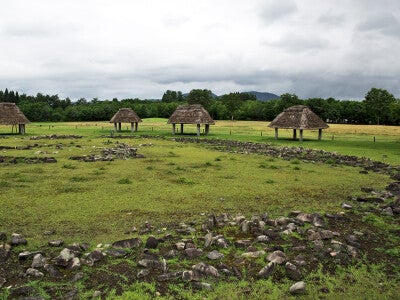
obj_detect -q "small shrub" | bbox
[117,178,132,184]
[293,166,301,171]
[215,157,222,162]
[265,179,275,184]
[259,163,268,169]
[146,166,154,170]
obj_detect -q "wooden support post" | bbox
[196,124,201,136]
[293,129,297,140]
[131,122,134,132]
[118,123,122,132]
[318,129,322,140]
[180,123,184,135]
[19,124,25,134]
[299,129,303,142]
[114,123,118,132]
[205,124,210,135]
[135,122,138,132]
[172,123,176,135]
[274,128,278,140]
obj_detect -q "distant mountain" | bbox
[244,91,280,101]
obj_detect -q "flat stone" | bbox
[290,281,306,295]
[185,248,203,259]
[234,239,251,248]
[137,269,149,278]
[48,240,64,247]
[192,262,219,277]
[11,233,27,246]
[26,268,44,277]
[241,250,266,258]
[106,249,127,257]
[267,250,287,264]
[207,250,224,260]
[192,282,212,290]
[112,238,142,249]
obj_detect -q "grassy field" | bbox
[0,120,399,299]
[2,119,398,163]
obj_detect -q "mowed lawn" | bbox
[0,120,397,246]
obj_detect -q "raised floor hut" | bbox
[0,102,30,134]
[110,108,142,132]
[268,105,329,141]
[168,104,215,136]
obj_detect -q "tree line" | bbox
[0,87,399,125]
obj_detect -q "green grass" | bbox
[0,120,399,299]
[0,134,393,246]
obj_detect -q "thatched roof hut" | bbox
[0,102,30,134]
[110,108,142,132]
[268,105,329,141]
[168,104,215,136]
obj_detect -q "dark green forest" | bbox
[0,88,399,125]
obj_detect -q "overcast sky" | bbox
[1,0,399,100]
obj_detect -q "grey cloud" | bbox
[317,11,346,27]
[264,34,330,53]
[357,12,400,38]
[258,0,298,24]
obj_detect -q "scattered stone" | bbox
[31,253,46,268]
[138,258,164,270]
[192,281,212,290]
[54,248,75,267]
[137,269,150,278]
[342,203,353,209]
[11,233,27,246]
[175,242,185,250]
[145,236,159,249]
[192,262,219,277]
[69,257,81,270]
[185,248,203,259]
[26,268,44,277]
[267,250,287,264]
[234,239,251,248]
[285,262,302,280]
[93,291,102,298]
[158,271,183,282]
[112,238,142,249]
[44,264,63,278]
[207,250,224,260]
[19,251,39,260]
[241,250,265,258]
[258,262,276,278]
[48,240,64,247]
[290,281,306,295]
[255,235,270,243]
[106,249,127,257]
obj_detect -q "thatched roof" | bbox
[268,105,328,130]
[168,104,215,125]
[0,102,30,125]
[110,108,142,123]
